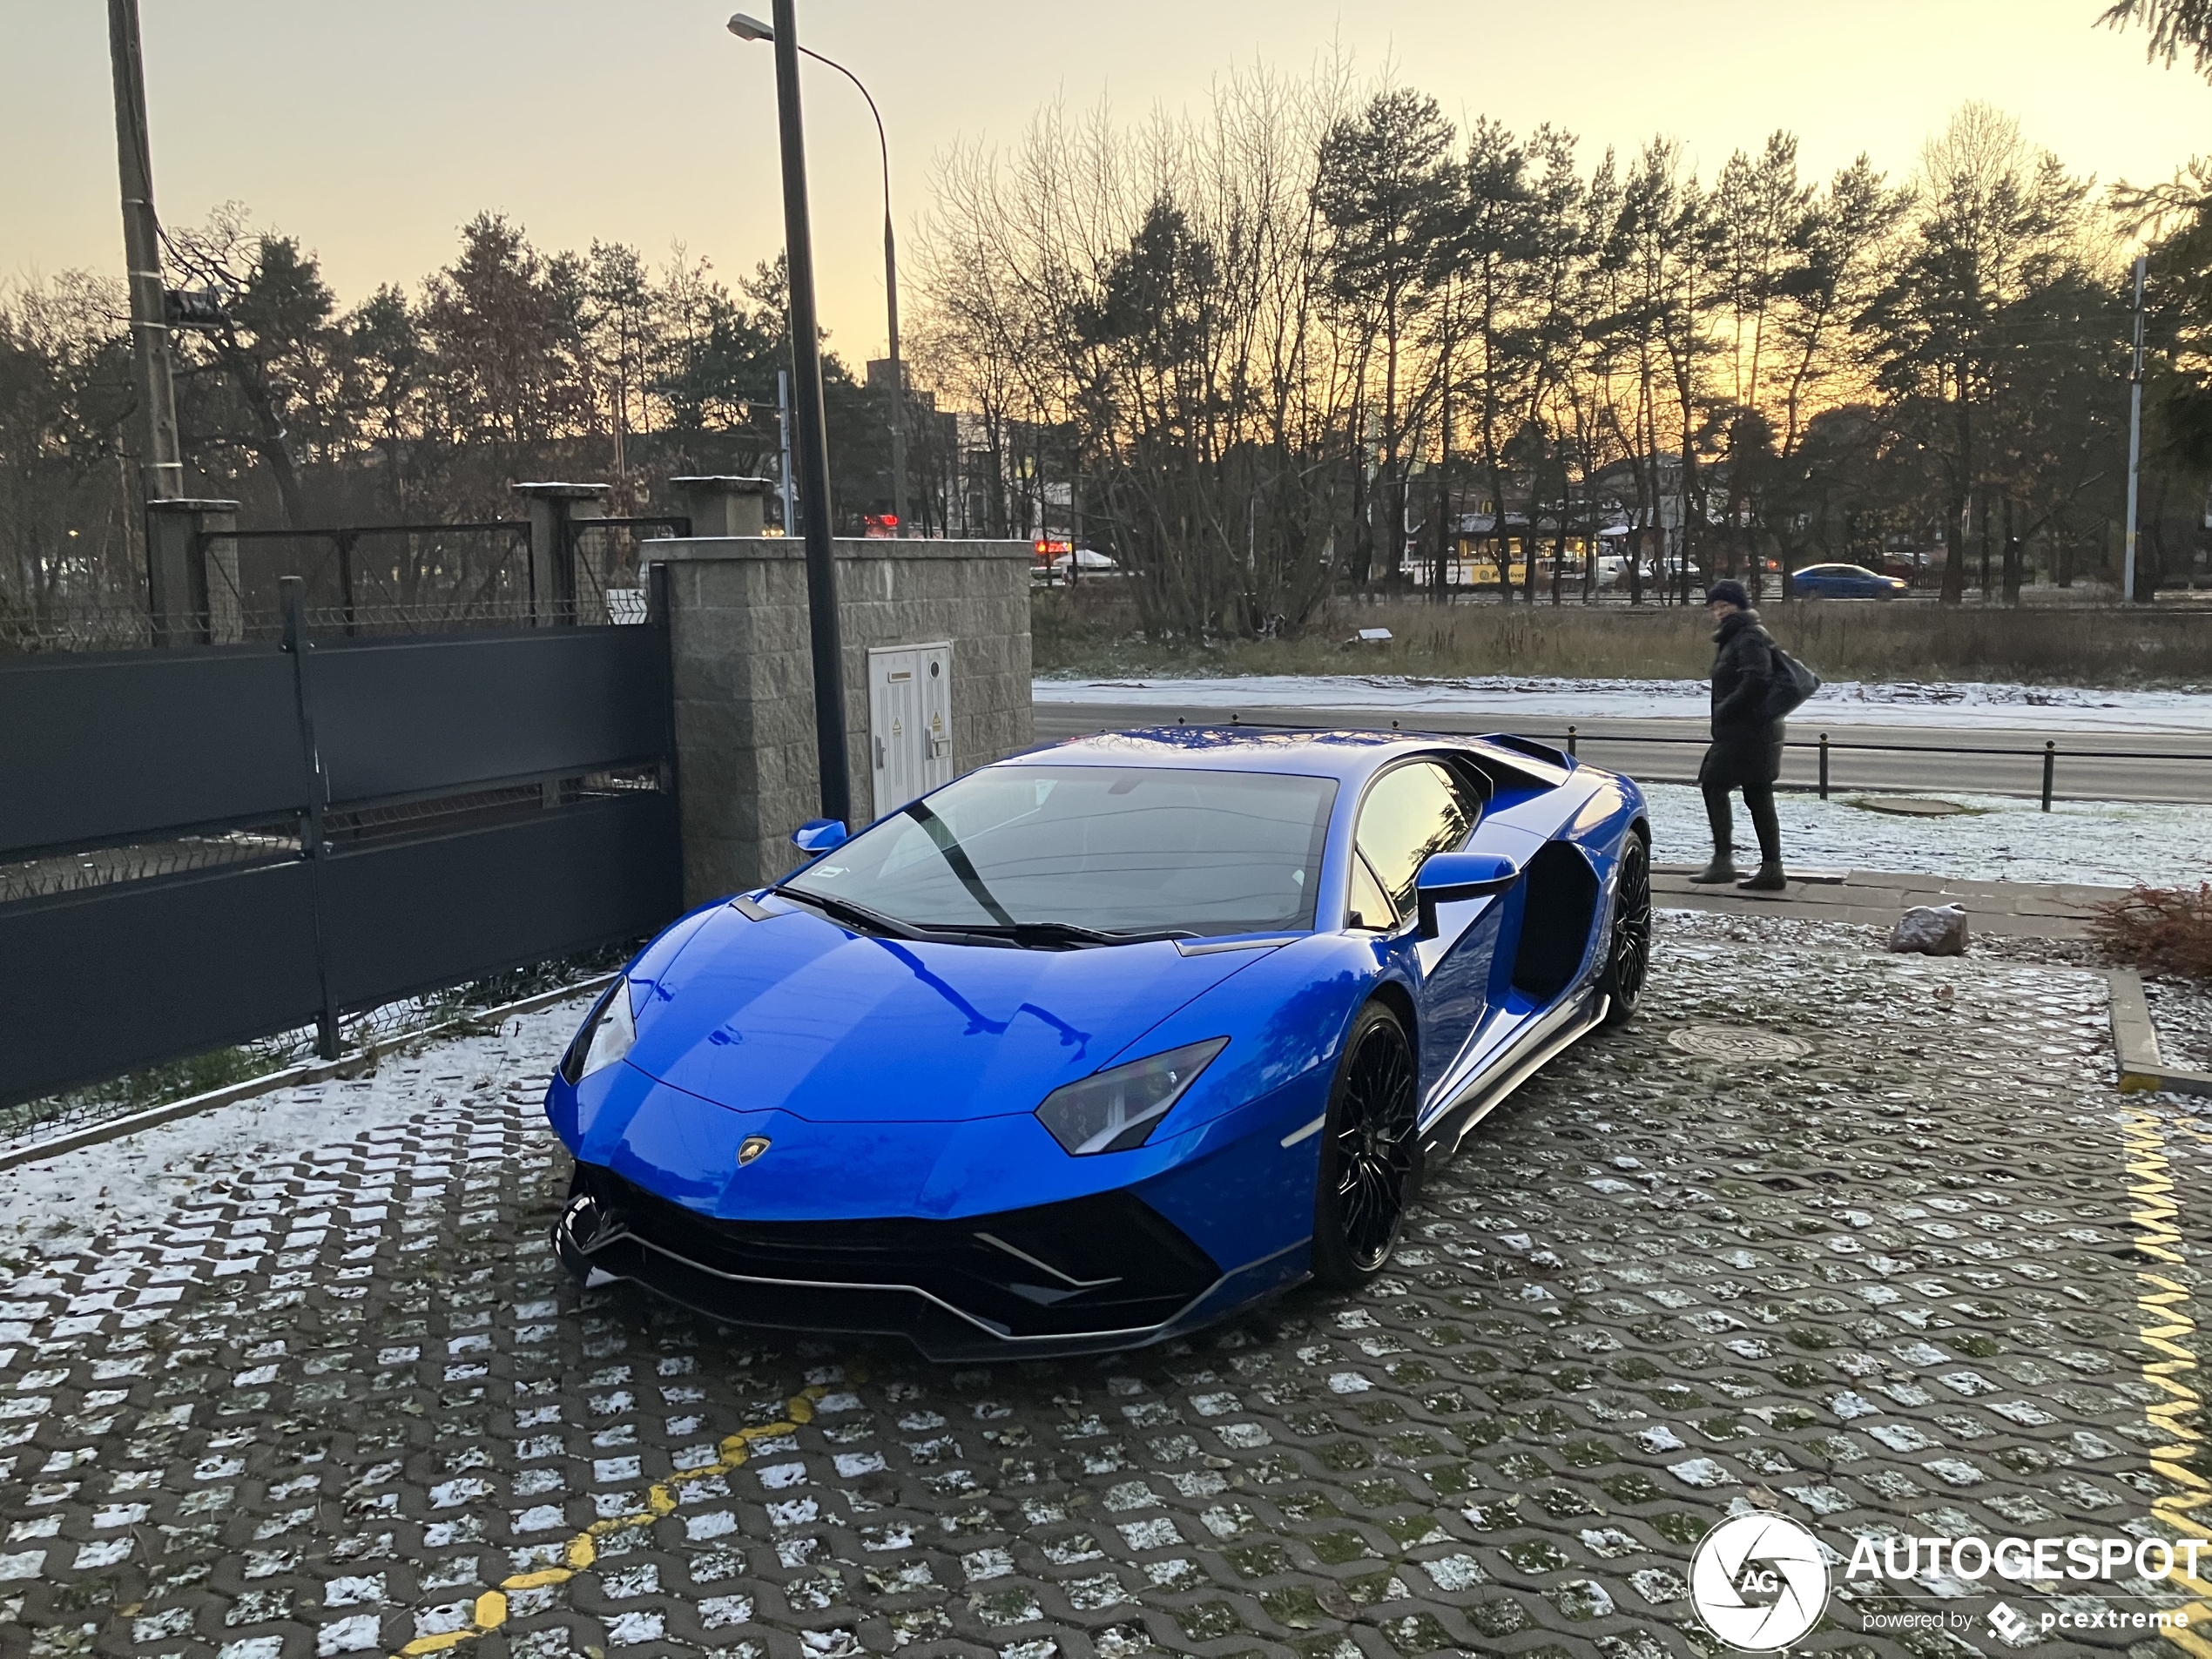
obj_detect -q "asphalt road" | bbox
[1035,701,2212,804]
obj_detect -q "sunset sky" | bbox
[4,1,2209,367]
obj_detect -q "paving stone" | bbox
[0,930,2198,1657]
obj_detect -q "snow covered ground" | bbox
[1036,671,2212,885]
[1037,673,2212,733]
[1643,783,2207,888]
[0,992,590,1258]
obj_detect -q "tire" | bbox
[1598,833,1652,1025]
[1311,1001,1422,1290]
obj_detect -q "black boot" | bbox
[1690,856,1738,884]
[1737,862,1786,892]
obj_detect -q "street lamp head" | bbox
[727,11,774,41]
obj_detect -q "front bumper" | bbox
[553,1162,1254,1361]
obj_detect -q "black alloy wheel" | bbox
[1311,1002,1421,1289]
[1599,832,1652,1024]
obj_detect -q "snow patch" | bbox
[1037,673,2212,733]
[0,995,594,1258]
[1642,783,2211,889]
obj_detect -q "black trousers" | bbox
[1699,734,1784,866]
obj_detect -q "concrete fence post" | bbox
[145,497,240,645]
[513,482,611,624]
[668,476,772,540]
[655,535,1035,906]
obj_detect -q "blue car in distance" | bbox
[546,726,1652,1360]
[1791,561,1908,598]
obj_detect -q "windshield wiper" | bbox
[772,890,1190,951]
[904,801,1020,925]
[957,920,1198,950]
[770,887,941,941]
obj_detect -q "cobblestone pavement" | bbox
[2,917,2205,1659]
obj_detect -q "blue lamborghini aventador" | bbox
[546,726,1651,1360]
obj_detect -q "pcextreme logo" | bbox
[1690,1514,1829,1652]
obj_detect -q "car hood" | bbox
[624,901,1274,1123]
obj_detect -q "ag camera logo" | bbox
[1690,1514,1829,1651]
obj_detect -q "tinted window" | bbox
[1347,852,1396,932]
[1355,761,1479,918]
[787,765,1339,936]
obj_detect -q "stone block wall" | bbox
[653,537,1034,905]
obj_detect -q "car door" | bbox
[1348,759,1501,1097]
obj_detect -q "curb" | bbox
[2107,967,2212,1098]
[0,974,614,1173]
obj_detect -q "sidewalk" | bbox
[1653,864,2123,938]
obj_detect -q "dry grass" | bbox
[1033,589,2212,688]
[2089,885,2212,981]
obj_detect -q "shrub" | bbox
[1030,588,2212,687]
[2088,884,2212,981]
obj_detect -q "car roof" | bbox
[1002,725,1569,786]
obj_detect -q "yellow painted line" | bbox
[2120,1109,2212,1657]
[387,1372,860,1659]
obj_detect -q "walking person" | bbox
[1692,580,1788,891]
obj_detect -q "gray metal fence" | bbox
[0,577,682,1109]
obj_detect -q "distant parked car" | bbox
[1791,563,1907,599]
[1033,547,1121,586]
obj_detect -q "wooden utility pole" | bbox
[108,0,182,504]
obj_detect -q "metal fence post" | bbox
[2042,741,2056,813]
[1566,725,1577,759]
[648,557,679,801]
[335,529,359,637]
[282,576,342,1060]
[1818,732,1830,800]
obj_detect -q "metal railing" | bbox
[1553,725,2212,811]
[565,515,691,625]
[205,520,533,637]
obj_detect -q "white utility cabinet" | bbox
[867,641,954,819]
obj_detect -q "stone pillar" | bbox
[513,482,611,624]
[667,476,772,539]
[655,536,1035,905]
[145,498,240,646]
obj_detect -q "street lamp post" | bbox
[735,1,850,825]
[729,12,905,539]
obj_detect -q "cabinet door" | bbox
[918,642,954,793]
[867,646,922,819]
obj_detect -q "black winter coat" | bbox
[1703,608,1784,787]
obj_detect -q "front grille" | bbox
[571,1163,1220,1340]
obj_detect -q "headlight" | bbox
[561,980,637,1085]
[1034,1037,1229,1156]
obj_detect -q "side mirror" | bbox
[792,818,848,854]
[1414,851,1521,938]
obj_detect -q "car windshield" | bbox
[784,765,1339,938]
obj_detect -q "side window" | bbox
[1355,761,1479,921]
[1347,852,1396,932]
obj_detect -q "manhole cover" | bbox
[1854,797,1968,817]
[1667,1023,1814,1061]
